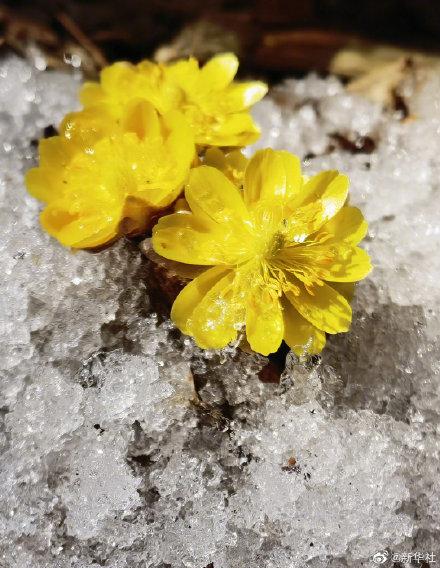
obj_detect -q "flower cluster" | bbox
[26,54,372,356]
[26,53,266,248]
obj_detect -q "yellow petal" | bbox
[136,59,158,74]
[211,112,259,146]
[152,212,248,265]
[163,110,195,173]
[244,149,302,207]
[286,280,352,334]
[197,130,259,148]
[172,266,240,349]
[135,117,192,208]
[171,265,228,334]
[246,287,284,355]
[321,246,372,282]
[289,171,349,224]
[26,137,79,203]
[282,299,326,356]
[100,61,135,94]
[79,81,104,107]
[121,99,161,140]
[200,53,238,90]
[225,150,248,178]
[40,202,120,249]
[190,270,241,349]
[293,170,338,205]
[224,81,268,111]
[61,107,115,150]
[38,136,78,168]
[204,148,248,186]
[282,200,330,241]
[315,173,349,224]
[135,60,178,115]
[186,166,249,225]
[165,58,199,91]
[204,147,227,171]
[25,167,58,203]
[64,219,119,249]
[316,206,368,245]
[79,62,139,118]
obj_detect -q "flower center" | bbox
[267,230,287,259]
[241,228,300,300]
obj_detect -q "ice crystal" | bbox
[1,55,439,567]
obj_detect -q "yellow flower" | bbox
[76,53,267,147]
[26,103,195,249]
[152,149,372,356]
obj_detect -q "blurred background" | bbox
[2,0,440,82]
